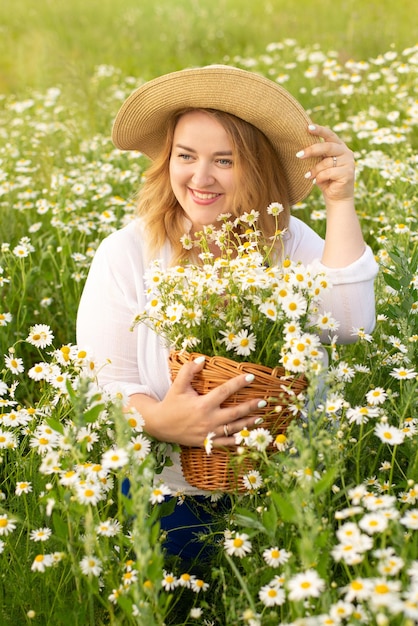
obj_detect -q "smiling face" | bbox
[169,110,237,232]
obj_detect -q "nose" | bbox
[191,160,215,187]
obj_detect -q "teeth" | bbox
[193,190,219,199]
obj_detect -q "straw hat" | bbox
[112,65,321,205]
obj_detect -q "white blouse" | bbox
[76,216,379,494]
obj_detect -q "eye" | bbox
[216,158,233,167]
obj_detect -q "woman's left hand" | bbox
[297,124,355,209]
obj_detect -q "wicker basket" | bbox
[168,350,307,492]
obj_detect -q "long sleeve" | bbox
[76,221,172,399]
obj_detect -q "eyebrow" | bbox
[174,143,233,156]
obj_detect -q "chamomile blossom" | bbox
[26,324,54,348]
[374,423,405,445]
[190,578,209,593]
[287,569,325,600]
[0,514,17,536]
[247,427,273,451]
[15,481,32,496]
[150,484,172,504]
[96,518,122,537]
[224,532,252,558]
[31,553,54,572]
[80,555,102,577]
[400,509,418,530]
[30,527,52,542]
[129,434,152,460]
[366,387,388,405]
[101,447,129,469]
[161,571,178,591]
[263,546,291,567]
[4,354,24,374]
[259,582,286,606]
[243,470,263,491]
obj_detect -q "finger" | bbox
[171,355,206,391]
[208,372,256,406]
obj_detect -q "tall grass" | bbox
[1,0,417,94]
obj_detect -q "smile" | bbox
[190,189,222,200]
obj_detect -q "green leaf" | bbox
[46,416,64,435]
[313,467,338,496]
[82,403,105,424]
[52,511,68,540]
[271,492,298,523]
[233,506,266,532]
[262,503,278,538]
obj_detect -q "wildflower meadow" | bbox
[1,34,417,626]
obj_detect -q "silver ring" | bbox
[223,424,230,437]
[332,156,337,167]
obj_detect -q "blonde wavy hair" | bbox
[136,108,291,264]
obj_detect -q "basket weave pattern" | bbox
[168,351,307,492]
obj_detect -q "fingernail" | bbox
[304,171,311,179]
[296,150,304,158]
[194,355,205,364]
[308,124,316,131]
[312,178,317,185]
[255,417,264,424]
[245,374,255,383]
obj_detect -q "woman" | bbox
[77,65,378,561]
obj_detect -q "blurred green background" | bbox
[0,0,416,95]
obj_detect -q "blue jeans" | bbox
[121,479,229,562]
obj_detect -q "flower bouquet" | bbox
[134,208,335,491]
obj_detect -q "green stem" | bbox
[224,553,257,614]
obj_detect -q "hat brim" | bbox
[112,66,320,206]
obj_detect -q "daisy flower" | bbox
[0,514,17,536]
[390,367,417,380]
[80,555,102,577]
[75,481,104,506]
[203,431,216,455]
[4,354,24,374]
[149,484,172,505]
[374,423,405,445]
[247,427,273,451]
[400,509,418,530]
[243,470,263,491]
[224,532,252,558]
[366,387,388,405]
[101,447,129,470]
[15,481,32,496]
[0,430,18,449]
[31,553,54,572]
[30,527,52,542]
[161,571,178,591]
[234,427,251,445]
[0,312,12,326]
[258,583,286,607]
[267,202,284,216]
[129,434,152,460]
[125,408,145,432]
[96,518,122,537]
[190,578,209,593]
[232,330,256,357]
[178,572,194,588]
[274,433,289,451]
[26,324,54,348]
[342,577,372,602]
[287,569,325,600]
[262,546,291,567]
[358,512,389,534]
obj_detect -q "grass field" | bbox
[1,0,417,94]
[0,2,417,625]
